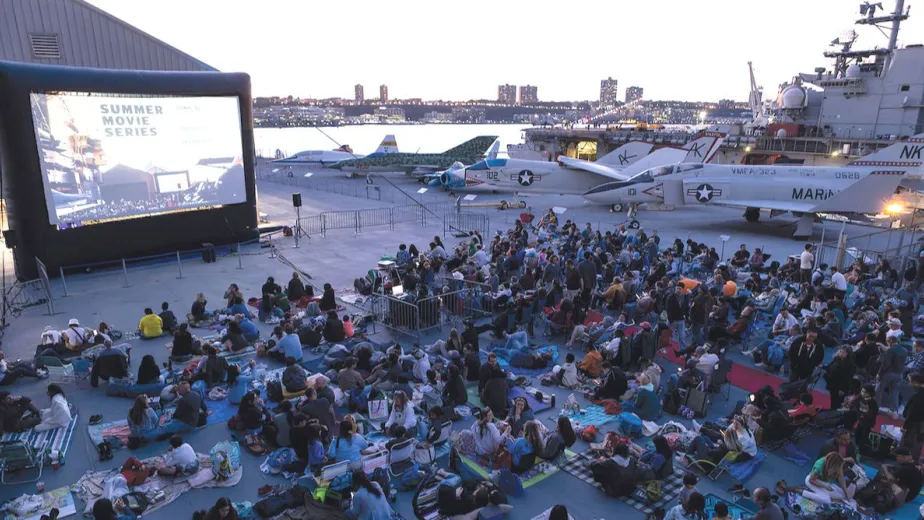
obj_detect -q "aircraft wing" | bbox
[557,156,629,181]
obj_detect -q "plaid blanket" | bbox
[784,491,875,520]
[458,451,567,489]
[566,405,618,431]
[559,451,687,515]
[758,425,813,451]
[1,404,79,464]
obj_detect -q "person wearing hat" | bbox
[62,318,91,351]
[878,334,909,417]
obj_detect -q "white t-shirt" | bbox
[736,428,758,456]
[774,313,798,331]
[800,250,814,269]
[603,338,621,356]
[831,272,848,291]
[62,326,89,347]
[166,443,197,467]
[695,353,719,376]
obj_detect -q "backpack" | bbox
[372,467,391,499]
[266,380,283,403]
[617,413,643,438]
[493,468,524,498]
[210,441,241,480]
[645,480,662,503]
[349,388,370,412]
[398,463,423,491]
[766,344,784,367]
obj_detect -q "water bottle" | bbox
[389,488,397,503]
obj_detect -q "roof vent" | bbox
[29,34,60,59]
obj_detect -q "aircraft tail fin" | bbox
[485,138,501,160]
[847,133,924,168]
[682,132,725,163]
[812,171,906,214]
[372,134,399,155]
[443,136,499,157]
[595,141,654,166]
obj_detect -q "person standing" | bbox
[578,255,598,305]
[901,372,924,462]
[877,336,909,417]
[800,244,814,284]
[667,282,687,352]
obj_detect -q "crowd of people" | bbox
[5,205,924,520]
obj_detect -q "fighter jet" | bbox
[444,133,723,196]
[329,136,499,176]
[583,134,924,236]
[272,134,399,166]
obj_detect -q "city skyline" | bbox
[86,0,922,102]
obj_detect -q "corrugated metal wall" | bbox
[0,0,216,71]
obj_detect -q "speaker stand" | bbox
[293,206,310,248]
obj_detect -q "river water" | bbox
[253,123,527,158]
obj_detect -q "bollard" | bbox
[121,258,130,287]
[59,267,69,297]
[176,251,184,279]
[237,243,243,269]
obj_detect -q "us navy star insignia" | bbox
[687,183,721,202]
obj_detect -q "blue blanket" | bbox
[725,450,767,483]
[509,387,552,413]
[481,345,559,376]
[565,405,617,430]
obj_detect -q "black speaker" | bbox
[292,193,302,207]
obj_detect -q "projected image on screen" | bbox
[29,92,247,228]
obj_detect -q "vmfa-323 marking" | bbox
[723,166,863,201]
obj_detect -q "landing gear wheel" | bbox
[612,203,625,213]
[518,201,527,209]
[745,207,760,223]
[365,177,373,185]
[500,200,508,210]
[448,191,456,198]
[628,219,640,229]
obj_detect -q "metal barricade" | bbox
[300,215,325,237]
[461,279,495,318]
[443,212,490,238]
[322,210,361,235]
[371,293,420,340]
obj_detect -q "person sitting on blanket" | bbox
[367,351,402,389]
[687,415,757,465]
[221,316,249,352]
[463,408,508,461]
[346,468,394,520]
[288,272,310,302]
[384,390,417,437]
[538,415,576,461]
[136,355,162,386]
[194,347,229,387]
[323,311,346,344]
[234,391,271,432]
[494,330,553,370]
[788,392,819,420]
[265,323,302,363]
[159,302,177,334]
[804,452,857,507]
[595,361,629,400]
[577,347,604,379]
[319,283,337,312]
[34,383,72,432]
[93,497,136,520]
[290,416,327,468]
[628,434,675,480]
[127,395,161,441]
[203,497,239,520]
[138,308,164,339]
[442,364,467,407]
[298,387,337,435]
[504,419,542,474]
[190,293,213,324]
[481,357,510,419]
[258,293,284,322]
[161,380,206,434]
[329,418,369,469]
[170,323,201,359]
[663,492,707,520]
[0,391,41,433]
[0,350,45,386]
[621,373,661,421]
[156,435,200,476]
[875,447,924,506]
[740,487,784,520]
[62,318,93,351]
[280,357,308,394]
[590,442,641,498]
[817,429,858,466]
[505,396,534,437]
[238,315,261,343]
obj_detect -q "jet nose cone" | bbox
[428,178,442,187]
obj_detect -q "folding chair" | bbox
[387,438,417,478]
[709,359,733,401]
[361,448,389,475]
[620,333,634,368]
[39,356,74,385]
[682,454,729,481]
[640,330,657,362]
[432,420,453,446]
[318,459,349,484]
[72,358,92,388]
[0,440,45,484]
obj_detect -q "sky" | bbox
[87,0,922,102]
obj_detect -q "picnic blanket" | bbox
[725,450,768,483]
[458,451,568,489]
[758,425,814,451]
[74,451,242,516]
[509,386,552,413]
[1,404,79,464]
[564,405,618,431]
[784,491,875,520]
[560,451,686,515]
[481,345,559,377]
[704,494,756,519]
[4,486,77,520]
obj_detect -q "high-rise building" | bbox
[519,85,538,104]
[354,84,364,104]
[497,84,516,104]
[600,77,619,106]
[379,84,388,102]
[625,86,643,104]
